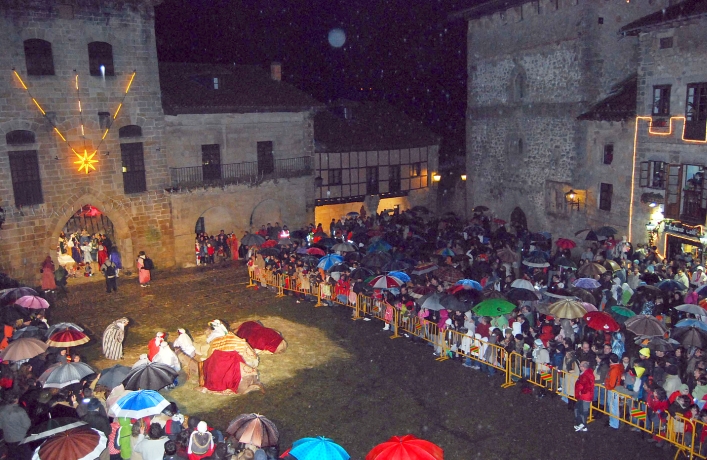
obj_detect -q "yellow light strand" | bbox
[81,125,84,136]
[13,70,27,90]
[32,98,45,115]
[102,129,109,140]
[75,74,79,90]
[113,103,122,120]
[78,101,82,113]
[54,127,66,142]
[125,72,136,94]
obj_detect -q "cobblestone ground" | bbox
[52,264,674,460]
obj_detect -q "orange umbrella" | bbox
[366,435,443,460]
[33,427,106,460]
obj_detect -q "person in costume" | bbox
[173,328,196,358]
[148,332,165,361]
[102,317,129,360]
[206,320,228,344]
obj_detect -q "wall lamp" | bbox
[565,189,580,210]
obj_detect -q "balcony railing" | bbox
[681,189,707,225]
[169,156,313,188]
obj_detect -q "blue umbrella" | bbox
[656,279,687,292]
[110,390,169,418]
[387,271,411,283]
[675,319,707,331]
[289,436,349,460]
[317,254,344,271]
[367,240,392,253]
[455,279,483,291]
[573,278,601,289]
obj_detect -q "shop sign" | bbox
[664,221,702,238]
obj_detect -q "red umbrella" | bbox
[584,311,620,332]
[261,240,278,249]
[366,434,443,460]
[34,427,107,460]
[306,247,326,256]
[368,275,403,289]
[46,329,90,348]
[493,218,506,225]
[555,238,576,250]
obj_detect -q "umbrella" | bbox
[555,238,576,250]
[577,263,606,277]
[624,315,667,337]
[0,337,48,362]
[505,288,540,301]
[547,299,587,319]
[610,305,636,318]
[434,248,455,257]
[38,362,96,389]
[259,248,280,257]
[241,234,266,247]
[33,427,106,460]
[289,436,349,460]
[260,239,278,249]
[473,299,516,317]
[332,242,357,253]
[387,271,411,283]
[0,287,38,305]
[636,284,662,294]
[226,413,279,448]
[455,279,483,291]
[317,254,345,271]
[22,418,88,444]
[573,278,601,289]
[436,267,464,284]
[411,263,438,275]
[299,255,319,266]
[12,326,45,340]
[672,326,707,348]
[482,290,507,300]
[328,264,350,274]
[295,246,308,255]
[15,295,50,310]
[319,238,338,248]
[583,311,620,332]
[368,240,393,253]
[541,289,575,300]
[366,434,443,460]
[410,286,435,299]
[604,260,621,272]
[105,385,131,418]
[675,304,707,316]
[439,294,467,312]
[596,226,618,237]
[368,275,403,290]
[656,279,687,292]
[416,293,445,311]
[496,246,519,263]
[584,230,599,241]
[46,329,90,348]
[472,205,489,212]
[110,390,169,418]
[675,319,707,331]
[46,323,84,338]
[582,302,598,313]
[554,256,576,268]
[122,362,179,391]
[566,287,597,305]
[361,251,392,268]
[522,255,550,268]
[638,336,679,352]
[350,267,374,280]
[278,238,293,246]
[511,279,534,291]
[346,211,359,218]
[96,364,132,389]
[306,247,326,257]
[382,260,413,272]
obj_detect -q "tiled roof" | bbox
[449,0,527,21]
[577,74,637,122]
[621,0,707,36]
[159,62,322,115]
[313,101,440,153]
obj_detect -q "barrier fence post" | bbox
[314,283,324,307]
[351,293,361,320]
[275,274,285,298]
[501,352,515,388]
[435,326,449,361]
[246,269,256,287]
[390,309,400,340]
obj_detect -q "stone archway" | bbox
[198,205,240,236]
[249,199,282,230]
[47,193,136,269]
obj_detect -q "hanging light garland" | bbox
[12,69,137,174]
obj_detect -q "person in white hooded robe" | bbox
[206,319,228,343]
[173,328,196,358]
[153,341,181,372]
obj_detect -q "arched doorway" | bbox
[250,199,282,230]
[63,205,115,240]
[58,204,120,271]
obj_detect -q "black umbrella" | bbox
[122,362,178,391]
[672,326,707,349]
[584,230,599,241]
[554,257,577,269]
[382,260,412,272]
[299,255,319,266]
[565,287,597,305]
[350,267,374,280]
[328,263,350,274]
[0,287,38,306]
[97,364,132,389]
[506,287,540,301]
[259,248,280,257]
[319,238,337,248]
[290,230,308,240]
[361,251,392,268]
[440,294,467,312]
[596,226,618,237]
[472,206,489,212]
[241,234,266,247]
[12,326,45,340]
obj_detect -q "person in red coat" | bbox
[574,360,595,432]
[148,332,164,361]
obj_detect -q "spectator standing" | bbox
[574,361,595,432]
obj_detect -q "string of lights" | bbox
[12,69,137,174]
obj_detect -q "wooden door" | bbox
[664,164,683,219]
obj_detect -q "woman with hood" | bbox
[117,417,134,460]
[611,332,625,359]
[620,282,634,306]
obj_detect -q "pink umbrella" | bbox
[582,302,598,313]
[15,295,50,310]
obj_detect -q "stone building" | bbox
[313,100,439,225]
[454,0,672,239]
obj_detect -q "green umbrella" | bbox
[473,298,516,317]
[611,305,636,318]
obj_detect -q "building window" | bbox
[6,130,36,146]
[24,39,55,76]
[9,150,43,207]
[639,161,666,189]
[120,142,147,194]
[512,71,526,101]
[603,144,614,165]
[88,42,115,76]
[599,183,613,211]
[660,37,674,49]
[686,83,707,141]
[389,165,401,192]
[652,85,671,116]
[118,125,142,138]
[201,144,221,181]
[328,168,342,185]
[257,141,274,175]
[366,166,379,195]
[410,162,421,177]
[98,112,111,130]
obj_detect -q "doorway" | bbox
[63,204,115,240]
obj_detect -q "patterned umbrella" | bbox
[33,427,106,460]
[573,278,601,289]
[15,295,50,310]
[434,248,456,257]
[0,337,48,362]
[366,434,443,460]
[46,329,90,348]
[289,436,350,460]
[624,315,667,337]
[584,311,620,332]
[555,238,576,250]
[577,263,606,277]
[122,362,178,391]
[110,390,169,418]
[226,413,279,448]
[548,299,587,319]
[38,362,96,389]
[411,263,438,275]
[435,267,464,284]
[368,275,403,290]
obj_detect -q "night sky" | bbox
[154,0,483,161]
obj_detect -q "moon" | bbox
[328,28,346,48]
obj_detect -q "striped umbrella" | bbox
[226,413,279,448]
[368,275,403,290]
[38,362,96,389]
[32,427,106,460]
[110,390,169,418]
[46,329,90,348]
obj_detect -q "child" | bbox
[84,262,93,277]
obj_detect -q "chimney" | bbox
[270,62,282,82]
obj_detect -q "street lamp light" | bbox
[432,173,441,182]
[565,189,580,210]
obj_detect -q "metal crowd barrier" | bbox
[248,268,705,459]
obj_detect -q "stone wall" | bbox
[0,0,174,283]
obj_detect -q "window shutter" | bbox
[639,162,649,187]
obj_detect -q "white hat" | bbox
[697,266,705,271]
[197,421,208,433]
[177,328,186,334]
[156,332,165,338]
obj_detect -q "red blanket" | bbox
[202,350,244,392]
[236,321,283,353]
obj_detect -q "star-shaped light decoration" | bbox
[74,149,98,174]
